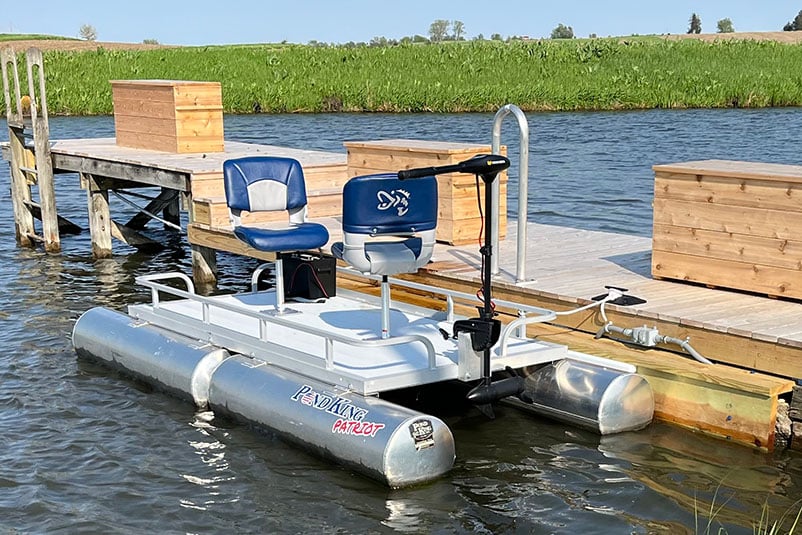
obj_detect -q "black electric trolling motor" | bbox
[399,154,527,418]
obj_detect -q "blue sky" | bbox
[2,1,799,45]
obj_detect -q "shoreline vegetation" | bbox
[1,34,801,115]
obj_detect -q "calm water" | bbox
[1,108,801,534]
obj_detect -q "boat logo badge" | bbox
[409,419,435,450]
[376,189,411,217]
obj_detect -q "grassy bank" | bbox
[5,38,802,114]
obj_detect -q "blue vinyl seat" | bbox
[331,172,437,337]
[223,156,329,311]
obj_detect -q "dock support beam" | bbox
[84,173,112,258]
[191,245,217,284]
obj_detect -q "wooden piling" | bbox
[25,48,59,252]
[2,48,36,246]
[83,173,112,258]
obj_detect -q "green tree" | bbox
[716,18,734,33]
[428,19,450,42]
[490,33,503,41]
[452,20,465,40]
[550,23,574,39]
[783,10,802,31]
[687,13,702,34]
[79,23,97,41]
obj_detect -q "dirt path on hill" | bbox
[0,39,172,52]
[665,30,802,44]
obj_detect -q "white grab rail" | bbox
[491,104,530,282]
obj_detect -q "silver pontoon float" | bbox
[73,154,654,488]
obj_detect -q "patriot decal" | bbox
[332,418,385,438]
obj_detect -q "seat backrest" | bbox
[223,156,308,225]
[335,173,438,275]
[342,173,437,235]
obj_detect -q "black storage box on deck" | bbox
[282,253,336,300]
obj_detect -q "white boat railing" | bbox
[335,266,555,325]
[134,272,438,371]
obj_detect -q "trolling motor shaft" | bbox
[399,154,522,416]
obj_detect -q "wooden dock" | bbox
[3,130,801,452]
[417,221,799,449]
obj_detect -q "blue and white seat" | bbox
[223,156,329,311]
[332,172,437,338]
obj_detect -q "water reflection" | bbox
[599,424,799,533]
[180,411,238,512]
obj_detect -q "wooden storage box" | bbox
[111,80,224,153]
[345,139,507,245]
[651,159,802,299]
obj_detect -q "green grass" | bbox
[3,38,802,115]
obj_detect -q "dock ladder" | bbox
[490,104,530,283]
[1,47,72,252]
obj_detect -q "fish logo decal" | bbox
[376,189,411,216]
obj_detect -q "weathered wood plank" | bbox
[653,159,802,184]
[6,127,35,246]
[22,200,81,234]
[191,244,217,284]
[188,223,277,262]
[125,188,181,229]
[653,223,802,271]
[790,385,802,421]
[26,47,59,252]
[110,220,162,250]
[655,172,802,213]
[49,138,346,176]
[654,198,802,240]
[652,250,802,300]
[52,153,191,191]
[84,173,112,258]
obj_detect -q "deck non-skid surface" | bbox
[425,222,802,348]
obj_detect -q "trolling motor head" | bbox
[398,154,510,183]
[398,153,523,417]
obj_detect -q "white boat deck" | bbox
[129,283,569,395]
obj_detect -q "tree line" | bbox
[75,9,802,46]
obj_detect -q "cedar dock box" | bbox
[651,159,802,300]
[345,139,507,245]
[111,80,224,153]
